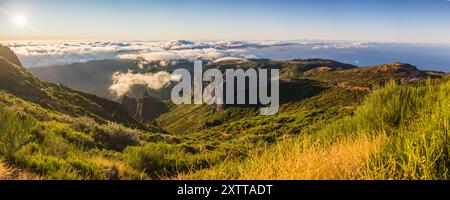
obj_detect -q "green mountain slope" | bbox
[182,78,450,180]
[0,46,172,179]
[1,44,448,180]
[156,59,442,136]
[0,47,141,129]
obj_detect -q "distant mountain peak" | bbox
[378,62,418,71]
[0,45,22,67]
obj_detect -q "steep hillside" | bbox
[28,59,138,99]
[0,45,173,179]
[28,59,194,100]
[0,45,22,66]
[0,46,141,129]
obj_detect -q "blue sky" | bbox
[1,0,450,43]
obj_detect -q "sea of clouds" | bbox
[1,40,373,68]
[2,39,449,97]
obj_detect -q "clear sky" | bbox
[1,0,450,43]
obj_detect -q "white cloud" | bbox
[311,42,372,49]
[109,70,181,97]
[1,40,372,68]
[118,51,183,62]
[213,57,248,63]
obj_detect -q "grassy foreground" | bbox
[179,79,450,180]
[1,78,448,180]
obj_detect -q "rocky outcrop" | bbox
[122,95,137,117]
[122,92,169,123]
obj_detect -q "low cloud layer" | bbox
[109,70,182,97]
[1,40,372,68]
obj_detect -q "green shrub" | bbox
[0,108,35,161]
[125,143,175,177]
[364,80,450,179]
[93,122,140,151]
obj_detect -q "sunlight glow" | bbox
[14,14,27,28]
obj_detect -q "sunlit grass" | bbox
[2,77,448,180]
[178,134,385,180]
[362,80,450,180]
[180,79,450,180]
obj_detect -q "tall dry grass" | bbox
[0,161,41,180]
[180,134,385,180]
[0,162,11,179]
[180,79,450,180]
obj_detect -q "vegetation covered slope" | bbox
[1,44,448,180]
[0,46,173,179]
[156,59,437,136]
[0,52,142,129]
[180,79,450,180]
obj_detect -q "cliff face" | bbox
[122,92,169,123]
[122,95,138,117]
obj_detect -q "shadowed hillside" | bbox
[28,59,194,100]
[0,46,143,129]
